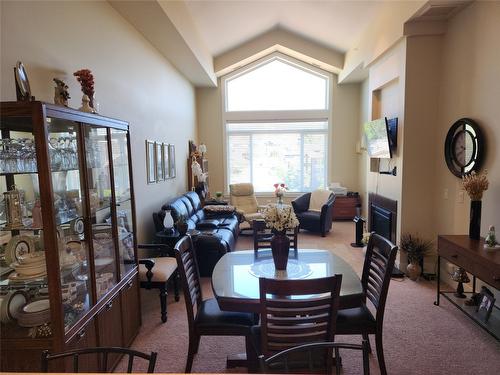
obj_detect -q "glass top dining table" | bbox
[212,249,364,313]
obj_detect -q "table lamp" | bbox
[451,267,470,298]
[163,210,174,233]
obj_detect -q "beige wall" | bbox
[196,68,361,196]
[0,0,196,242]
[358,40,407,251]
[433,0,500,298]
[433,1,500,238]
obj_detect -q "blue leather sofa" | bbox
[154,191,239,276]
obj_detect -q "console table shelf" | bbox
[435,235,500,341]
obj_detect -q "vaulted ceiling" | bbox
[184,0,383,56]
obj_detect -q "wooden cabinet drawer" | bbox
[332,196,360,220]
[97,294,123,371]
[65,318,98,372]
[121,275,141,346]
[438,241,473,269]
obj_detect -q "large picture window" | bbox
[223,53,331,193]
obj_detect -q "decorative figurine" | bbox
[4,187,24,229]
[451,267,470,298]
[73,69,96,112]
[53,78,70,106]
[79,94,94,113]
[485,225,497,247]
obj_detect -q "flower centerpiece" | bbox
[273,183,288,205]
[263,204,299,271]
[462,170,489,239]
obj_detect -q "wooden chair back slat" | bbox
[361,233,398,323]
[175,235,203,336]
[253,220,299,254]
[259,275,342,360]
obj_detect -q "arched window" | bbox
[222,53,331,193]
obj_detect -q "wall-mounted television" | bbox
[364,117,397,158]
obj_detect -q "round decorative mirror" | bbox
[444,118,484,178]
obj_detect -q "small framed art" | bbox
[146,140,156,184]
[168,144,176,178]
[156,142,164,181]
[476,286,495,323]
[162,143,170,179]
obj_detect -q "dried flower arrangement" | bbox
[263,204,299,233]
[73,69,95,106]
[462,170,489,201]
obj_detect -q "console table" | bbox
[435,235,500,340]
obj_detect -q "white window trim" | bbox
[221,51,333,194]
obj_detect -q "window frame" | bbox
[221,52,333,195]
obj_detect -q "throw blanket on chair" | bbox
[309,189,333,212]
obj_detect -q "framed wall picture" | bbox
[168,144,176,178]
[146,140,156,184]
[156,142,164,181]
[476,286,495,322]
[162,143,170,179]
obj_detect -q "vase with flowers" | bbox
[273,183,288,205]
[462,170,489,240]
[263,204,299,271]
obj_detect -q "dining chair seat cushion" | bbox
[335,304,376,334]
[139,257,177,283]
[196,298,255,335]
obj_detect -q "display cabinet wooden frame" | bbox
[0,101,141,371]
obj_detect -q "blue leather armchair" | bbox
[291,192,335,237]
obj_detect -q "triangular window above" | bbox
[226,57,328,111]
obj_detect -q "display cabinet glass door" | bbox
[0,123,51,338]
[110,129,135,276]
[83,126,118,300]
[47,117,93,332]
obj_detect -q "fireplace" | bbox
[368,193,397,244]
[368,193,403,277]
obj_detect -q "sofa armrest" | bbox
[292,193,311,213]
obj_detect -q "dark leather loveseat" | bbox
[154,191,239,276]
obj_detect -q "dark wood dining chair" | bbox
[174,235,257,373]
[259,340,370,374]
[252,219,298,255]
[253,275,342,373]
[138,243,180,323]
[41,347,157,373]
[335,232,398,375]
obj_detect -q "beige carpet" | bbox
[120,222,500,374]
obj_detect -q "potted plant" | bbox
[175,214,189,236]
[400,233,433,281]
[215,191,223,201]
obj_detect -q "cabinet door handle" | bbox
[77,329,86,340]
[451,254,458,258]
[106,301,113,310]
[494,276,500,281]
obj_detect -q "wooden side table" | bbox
[435,235,500,341]
[332,195,360,220]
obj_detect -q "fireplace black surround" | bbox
[368,193,404,277]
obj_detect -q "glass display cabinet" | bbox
[0,102,140,372]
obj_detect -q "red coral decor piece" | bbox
[73,69,95,107]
